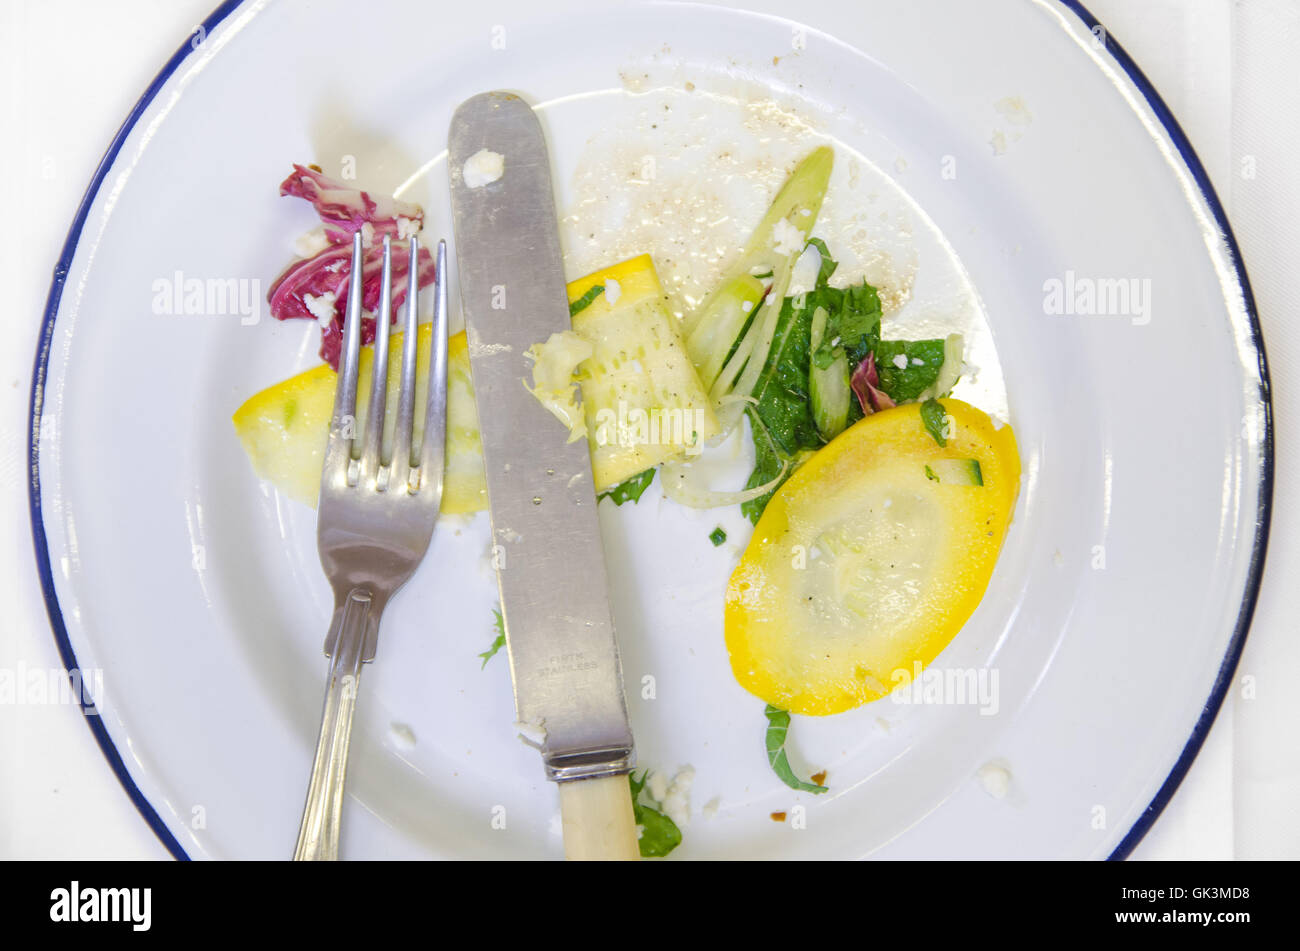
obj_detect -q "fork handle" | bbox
[293,589,373,861]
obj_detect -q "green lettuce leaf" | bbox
[478,609,506,668]
[740,266,882,522]
[598,467,656,505]
[874,339,947,402]
[920,398,948,446]
[629,771,683,858]
[763,705,828,794]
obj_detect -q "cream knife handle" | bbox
[559,775,640,861]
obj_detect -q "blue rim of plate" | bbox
[27,0,1272,862]
[1058,0,1273,859]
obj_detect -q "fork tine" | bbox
[417,239,448,501]
[323,231,366,490]
[359,235,394,482]
[390,236,421,485]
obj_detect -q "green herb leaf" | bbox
[920,398,948,447]
[741,412,816,524]
[568,284,605,317]
[598,467,656,505]
[709,526,727,547]
[828,283,883,367]
[809,304,852,442]
[629,772,683,858]
[741,409,789,523]
[924,464,939,482]
[740,275,882,523]
[763,705,828,794]
[874,339,947,402]
[736,289,832,523]
[478,609,506,668]
[751,297,821,456]
[803,236,839,288]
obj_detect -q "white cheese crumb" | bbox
[771,217,805,257]
[788,243,822,297]
[741,300,753,313]
[389,722,416,749]
[513,717,547,747]
[604,278,622,306]
[303,291,337,328]
[360,221,376,247]
[892,353,909,370]
[660,766,694,827]
[463,148,505,188]
[396,216,420,240]
[799,208,811,217]
[293,227,331,258]
[977,762,1012,799]
[642,765,695,827]
[911,357,925,366]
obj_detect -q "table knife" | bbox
[448,91,638,861]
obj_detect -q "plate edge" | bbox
[1056,0,1274,861]
[26,0,250,863]
[26,0,1274,863]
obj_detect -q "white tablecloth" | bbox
[0,0,1294,859]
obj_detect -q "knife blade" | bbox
[447,93,636,807]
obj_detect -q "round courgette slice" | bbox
[725,399,1020,715]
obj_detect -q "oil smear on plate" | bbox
[557,69,1008,423]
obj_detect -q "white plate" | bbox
[30,0,1270,859]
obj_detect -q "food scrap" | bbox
[267,164,437,368]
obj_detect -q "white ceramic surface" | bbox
[30,0,1269,858]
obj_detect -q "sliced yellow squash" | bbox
[234,255,717,510]
[232,327,487,514]
[564,253,720,486]
[724,399,1020,716]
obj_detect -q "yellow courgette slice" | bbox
[724,399,1020,716]
[234,255,717,509]
[232,327,487,514]
[564,254,720,486]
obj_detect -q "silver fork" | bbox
[293,230,448,861]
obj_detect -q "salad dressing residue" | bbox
[557,74,1008,423]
